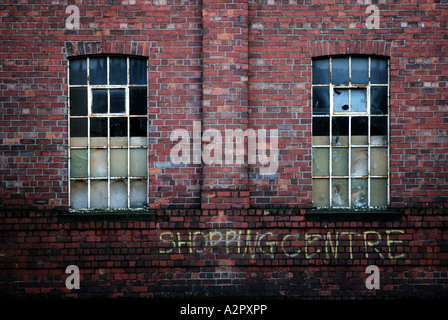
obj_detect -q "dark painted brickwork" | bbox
[0,0,447,299]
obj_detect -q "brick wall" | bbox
[1,0,447,299]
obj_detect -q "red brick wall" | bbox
[1,0,447,299]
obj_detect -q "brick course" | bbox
[0,0,447,299]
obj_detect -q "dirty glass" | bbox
[332,178,348,207]
[370,147,388,176]
[69,58,87,85]
[110,89,125,113]
[332,147,348,176]
[312,58,330,84]
[109,57,127,85]
[130,87,147,115]
[351,116,368,145]
[70,149,88,178]
[371,86,388,115]
[70,87,87,116]
[312,87,329,115]
[370,58,388,84]
[89,57,107,85]
[351,148,368,176]
[350,89,366,113]
[92,89,108,113]
[370,178,387,207]
[312,179,330,207]
[312,147,329,176]
[70,181,88,209]
[70,118,87,137]
[332,117,349,145]
[351,57,368,84]
[130,180,147,208]
[90,149,107,178]
[111,150,128,177]
[110,180,127,208]
[90,117,108,137]
[110,117,127,137]
[130,149,147,177]
[331,57,349,85]
[129,58,146,85]
[334,89,349,113]
[312,117,330,145]
[351,178,368,207]
[90,180,108,209]
[370,117,388,145]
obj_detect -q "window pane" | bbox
[110,57,127,85]
[332,117,349,145]
[130,118,147,146]
[312,117,329,145]
[110,180,127,208]
[371,86,388,115]
[312,179,329,207]
[351,57,368,84]
[130,179,147,208]
[351,116,368,145]
[334,89,349,113]
[370,147,388,176]
[111,149,128,177]
[130,87,147,115]
[351,178,368,207]
[370,117,387,145]
[90,180,108,209]
[110,117,127,137]
[90,149,107,178]
[70,118,87,137]
[312,58,329,84]
[332,57,349,85]
[332,147,348,176]
[129,58,147,85]
[70,149,88,178]
[70,181,88,209]
[370,178,387,207]
[312,147,329,176]
[69,59,87,85]
[90,117,108,137]
[130,149,147,177]
[332,178,348,207]
[351,148,368,176]
[110,89,125,113]
[89,57,107,85]
[92,89,108,113]
[371,58,388,84]
[70,87,87,116]
[351,89,366,113]
[312,86,329,115]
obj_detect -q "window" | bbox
[312,56,389,209]
[68,56,148,210]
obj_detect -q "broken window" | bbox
[69,56,148,210]
[312,56,389,209]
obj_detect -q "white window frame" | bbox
[68,56,149,211]
[312,55,390,209]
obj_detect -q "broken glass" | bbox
[351,178,368,207]
[351,89,366,113]
[332,178,348,207]
[334,89,349,113]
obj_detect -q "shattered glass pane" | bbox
[332,178,348,207]
[351,148,368,176]
[332,147,348,176]
[334,89,349,113]
[370,178,387,207]
[312,178,329,207]
[351,178,368,207]
[312,147,329,176]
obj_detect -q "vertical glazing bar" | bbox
[127,57,131,208]
[348,57,352,207]
[67,60,71,208]
[367,56,371,207]
[87,57,91,209]
[329,57,333,207]
[107,57,111,209]
[387,58,390,207]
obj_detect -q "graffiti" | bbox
[159,229,406,260]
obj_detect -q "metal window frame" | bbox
[311,56,390,209]
[68,56,149,211]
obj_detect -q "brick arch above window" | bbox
[65,41,152,58]
[310,40,392,58]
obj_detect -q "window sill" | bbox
[59,210,156,222]
[305,208,401,221]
